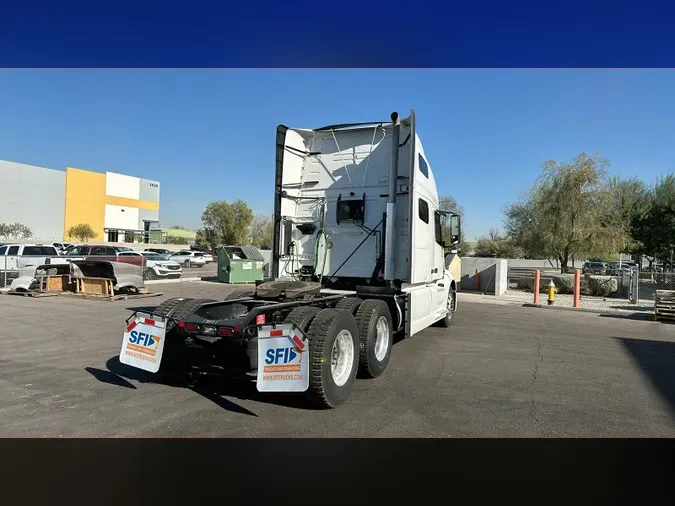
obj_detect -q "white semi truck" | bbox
[119,110,461,408]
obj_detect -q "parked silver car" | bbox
[169,250,206,268]
[140,252,183,279]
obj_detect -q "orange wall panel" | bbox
[63,167,106,241]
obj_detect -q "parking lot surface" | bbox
[172,262,218,279]
[1,281,674,436]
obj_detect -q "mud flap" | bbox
[119,312,167,373]
[256,323,309,393]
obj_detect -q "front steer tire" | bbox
[306,308,360,409]
[355,299,393,379]
[434,287,457,328]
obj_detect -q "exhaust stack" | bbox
[384,112,401,281]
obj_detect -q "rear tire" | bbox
[170,298,218,321]
[152,297,192,330]
[306,309,360,409]
[335,297,363,314]
[355,300,393,379]
[224,289,255,301]
[154,298,216,385]
[285,306,321,331]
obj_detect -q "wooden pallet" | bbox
[654,290,675,321]
[56,291,163,302]
[7,290,61,298]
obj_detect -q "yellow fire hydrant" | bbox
[547,279,557,306]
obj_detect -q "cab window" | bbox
[434,210,443,246]
[418,198,429,224]
[418,154,429,179]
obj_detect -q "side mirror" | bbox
[450,214,461,245]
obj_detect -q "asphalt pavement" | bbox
[174,261,218,280]
[1,282,673,436]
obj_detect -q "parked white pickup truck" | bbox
[0,244,64,270]
[0,243,68,287]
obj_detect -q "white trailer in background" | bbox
[120,110,461,408]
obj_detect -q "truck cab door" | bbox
[6,245,19,270]
[431,209,450,321]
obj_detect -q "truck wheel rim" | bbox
[374,316,389,361]
[331,330,354,387]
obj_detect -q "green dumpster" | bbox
[217,245,265,284]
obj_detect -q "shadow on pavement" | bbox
[608,305,654,312]
[85,367,137,389]
[600,312,654,322]
[88,355,313,415]
[616,337,675,414]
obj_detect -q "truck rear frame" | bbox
[120,110,460,408]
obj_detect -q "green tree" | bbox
[124,232,140,243]
[631,174,675,270]
[249,214,274,248]
[201,200,254,246]
[439,195,468,253]
[473,229,524,258]
[505,153,630,273]
[2,222,33,240]
[606,176,651,257]
[195,227,220,251]
[67,223,97,242]
[164,234,189,245]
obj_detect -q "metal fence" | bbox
[0,256,15,288]
[629,270,675,304]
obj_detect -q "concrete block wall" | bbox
[461,257,508,296]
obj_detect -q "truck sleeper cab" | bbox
[121,110,460,409]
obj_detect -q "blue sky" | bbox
[1,70,674,241]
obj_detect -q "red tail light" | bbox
[184,324,199,333]
[217,327,234,337]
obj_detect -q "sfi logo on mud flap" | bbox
[128,330,161,350]
[265,347,302,365]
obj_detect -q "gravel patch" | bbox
[503,289,654,313]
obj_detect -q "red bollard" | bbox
[573,269,581,308]
[533,270,541,304]
[475,269,481,290]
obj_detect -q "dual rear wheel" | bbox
[286,299,394,408]
[148,295,395,409]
